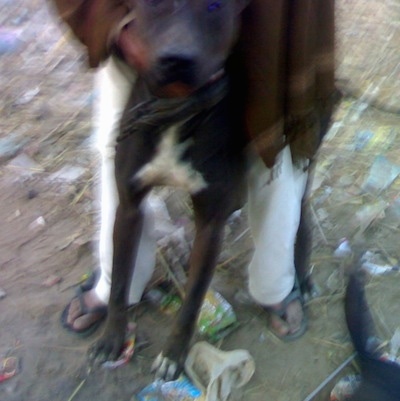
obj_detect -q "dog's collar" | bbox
[117,75,229,143]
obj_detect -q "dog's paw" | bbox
[88,333,125,366]
[151,352,181,381]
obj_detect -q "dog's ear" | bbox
[48,0,130,68]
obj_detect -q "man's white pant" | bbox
[93,57,308,307]
[93,58,156,304]
[247,149,308,304]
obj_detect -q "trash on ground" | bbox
[0,356,18,383]
[0,28,24,55]
[385,198,400,225]
[369,126,398,153]
[326,270,345,292]
[310,152,336,192]
[389,328,400,361]
[352,200,388,239]
[330,374,362,401]
[6,153,44,174]
[41,275,62,287]
[28,216,46,230]
[145,287,182,316]
[313,186,333,206]
[15,87,40,105]
[197,290,237,341]
[337,175,353,188]
[333,238,352,259]
[184,341,255,401]
[134,375,205,401]
[0,133,28,164]
[360,250,398,276]
[352,129,373,151]
[0,287,6,300]
[102,328,136,369]
[365,328,400,365]
[349,101,368,122]
[148,193,176,239]
[227,209,242,225]
[146,287,237,341]
[361,155,400,195]
[48,165,86,182]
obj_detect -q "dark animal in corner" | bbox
[345,272,400,401]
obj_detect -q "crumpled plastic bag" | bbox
[197,290,238,341]
[185,341,255,401]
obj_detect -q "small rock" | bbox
[333,238,352,258]
[11,7,29,25]
[337,175,353,187]
[0,28,23,55]
[27,189,38,199]
[0,287,6,299]
[7,153,43,176]
[29,216,46,230]
[361,155,400,195]
[316,207,329,221]
[15,87,40,105]
[0,134,28,164]
[49,165,86,182]
[6,209,21,223]
[360,251,396,276]
[42,275,62,287]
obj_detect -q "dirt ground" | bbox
[1,1,400,401]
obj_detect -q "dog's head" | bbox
[50,0,249,96]
[117,0,249,97]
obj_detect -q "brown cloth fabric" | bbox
[238,0,338,167]
[48,0,338,168]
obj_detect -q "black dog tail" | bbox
[345,272,378,359]
[345,271,400,401]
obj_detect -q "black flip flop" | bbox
[61,271,107,337]
[264,278,307,342]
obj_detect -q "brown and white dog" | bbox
[54,0,250,380]
[50,0,336,381]
[91,0,250,380]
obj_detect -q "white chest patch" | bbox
[134,127,208,194]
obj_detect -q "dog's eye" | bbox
[208,1,222,12]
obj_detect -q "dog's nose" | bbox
[158,55,197,86]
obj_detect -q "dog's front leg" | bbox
[89,202,144,364]
[152,216,225,380]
